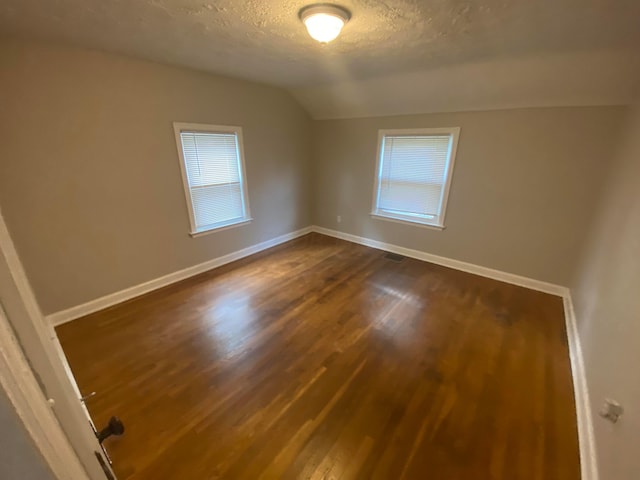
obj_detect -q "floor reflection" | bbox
[203,287,258,360]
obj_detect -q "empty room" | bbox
[0,1,638,479]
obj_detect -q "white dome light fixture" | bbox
[299,4,351,44]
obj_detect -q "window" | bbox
[371,127,460,229]
[173,123,251,236]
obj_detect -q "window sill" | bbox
[370,213,445,231]
[189,218,253,238]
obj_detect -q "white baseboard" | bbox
[312,225,595,479]
[311,225,569,297]
[46,222,595,478]
[46,226,313,326]
[563,295,599,480]
[48,224,567,326]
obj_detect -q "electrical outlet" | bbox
[600,398,623,423]
[337,215,342,223]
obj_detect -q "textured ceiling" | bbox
[1,0,639,87]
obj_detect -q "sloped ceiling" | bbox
[292,50,640,119]
[1,0,639,118]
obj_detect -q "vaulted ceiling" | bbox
[2,0,639,117]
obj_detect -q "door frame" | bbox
[0,208,114,479]
[0,304,88,479]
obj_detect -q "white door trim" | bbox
[0,209,112,479]
[0,303,89,479]
[563,295,599,480]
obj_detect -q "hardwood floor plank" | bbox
[56,233,580,479]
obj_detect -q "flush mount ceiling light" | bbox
[299,4,351,44]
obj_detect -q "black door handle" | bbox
[97,416,125,444]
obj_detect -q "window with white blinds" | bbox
[372,127,460,228]
[174,123,251,235]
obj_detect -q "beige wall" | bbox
[312,107,627,285]
[0,40,312,314]
[0,39,631,318]
[571,106,640,480]
[2,38,638,478]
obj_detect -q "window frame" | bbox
[173,122,252,237]
[371,127,460,230]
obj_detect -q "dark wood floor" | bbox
[57,233,580,479]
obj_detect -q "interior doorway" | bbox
[0,209,116,479]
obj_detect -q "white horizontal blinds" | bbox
[180,131,246,230]
[378,135,451,219]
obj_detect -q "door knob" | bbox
[97,416,125,444]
